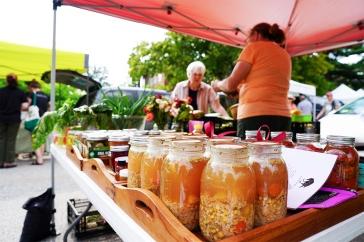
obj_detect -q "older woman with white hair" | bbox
[171,61,228,117]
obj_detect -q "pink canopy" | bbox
[62,0,364,55]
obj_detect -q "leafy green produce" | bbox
[74,105,94,130]
[32,111,58,149]
[55,103,76,132]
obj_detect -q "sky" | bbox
[0,0,167,86]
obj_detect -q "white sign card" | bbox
[282,147,337,209]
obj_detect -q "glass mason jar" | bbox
[271,131,295,148]
[110,145,129,173]
[295,133,323,152]
[204,138,238,160]
[160,140,208,230]
[140,137,171,196]
[127,136,148,188]
[86,134,110,167]
[200,144,255,241]
[324,135,359,190]
[249,142,288,226]
[245,130,266,143]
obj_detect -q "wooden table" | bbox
[51,144,364,242]
[51,144,154,242]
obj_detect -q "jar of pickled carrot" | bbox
[295,133,323,152]
[249,142,288,226]
[200,144,255,241]
[140,137,171,196]
[324,135,359,190]
[271,131,295,148]
[160,140,208,230]
[127,136,148,188]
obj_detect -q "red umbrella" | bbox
[62,0,364,56]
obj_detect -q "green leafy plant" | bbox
[101,88,149,117]
[32,111,58,149]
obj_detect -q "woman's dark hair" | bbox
[251,23,286,46]
[6,73,18,87]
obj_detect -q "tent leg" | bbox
[50,0,61,236]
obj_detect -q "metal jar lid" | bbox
[271,131,293,139]
[108,136,130,142]
[296,133,320,142]
[86,134,108,141]
[326,135,355,145]
[245,130,266,137]
[110,145,130,152]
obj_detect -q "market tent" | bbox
[61,0,364,56]
[0,41,87,82]
[331,83,363,103]
[357,88,364,96]
[289,80,316,96]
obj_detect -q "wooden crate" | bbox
[66,145,85,170]
[82,158,364,242]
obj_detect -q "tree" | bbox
[87,66,110,87]
[128,32,240,90]
[325,44,364,90]
[128,32,362,95]
[291,53,335,95]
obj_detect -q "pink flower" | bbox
[146,112,154,121]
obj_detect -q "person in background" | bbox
[171,61,228,117]
[297,94,313,115]
[0,74,29,168]
[288,95,297,111]
[316,91,341,120]
[26,79,50,165]
[212,23,291,138]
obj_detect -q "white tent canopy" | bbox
[289,80,316,96]
[357,88,364,96]
[331,84,363,104]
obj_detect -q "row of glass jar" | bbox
[245,131,360,190]
[127,136,288,241]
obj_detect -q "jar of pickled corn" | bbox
[160,140,208,230]
[140,137,171,196]
[249,142,288,226]
[200,144,255,241]
[204,138,238,160]
[295,133,323,152]
[324,135,359,190]
[127,136,148,188]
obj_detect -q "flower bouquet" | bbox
[170,98,194,131]
[144,95,171,130]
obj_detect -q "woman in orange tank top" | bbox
[212,23,292,139]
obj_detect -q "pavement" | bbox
[0,156,121,242]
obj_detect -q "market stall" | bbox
[49,128,364,242]
[45,0,364,241]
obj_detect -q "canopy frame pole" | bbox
[49,0,61,236]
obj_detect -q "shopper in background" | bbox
[297,94,313,115]
[288,95,297,112]
[0,73,29,168]
[171,61,228,117]
[316,91,341,120]
[212,23,291,138]
[26,79,50,165]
